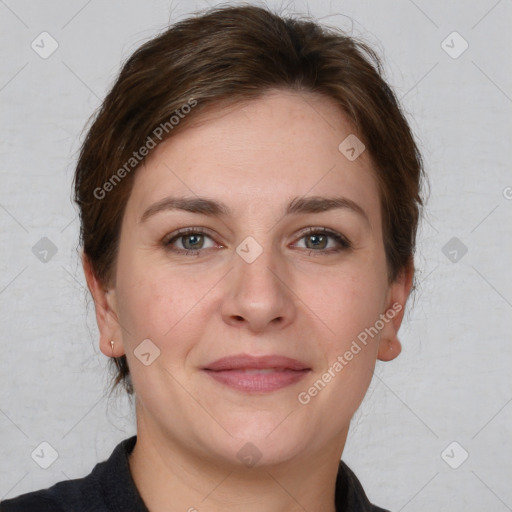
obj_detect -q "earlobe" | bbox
[81,251,123,358]
[377,337,402,361]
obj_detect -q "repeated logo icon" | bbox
[442,237,468,263]
[32,237,58,263]
[441,441,469,469]
[236,236,263,264]
[236,442,263,468]
[31,31,59,59]
[441,31,469,59]
[134,339,161,366]
[31,441,59,469]
[338,134,366,161]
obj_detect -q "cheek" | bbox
[307,265,387,352]
[114,272,205,405]
[300,275,383,417]
[115,258,218,357]
[118,277,183,336]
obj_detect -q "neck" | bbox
[128,413,347,512]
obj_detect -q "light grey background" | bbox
[1,0,511,510]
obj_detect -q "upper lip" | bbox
[203,354,310,371]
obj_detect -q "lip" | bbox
[204,354,310,371]
[202,354,311,393]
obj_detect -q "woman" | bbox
[1,3,424,511]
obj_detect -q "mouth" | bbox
[202,354,311,393]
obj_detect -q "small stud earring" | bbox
[110,340,115,353]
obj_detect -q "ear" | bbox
[81,251,124,358]
[377,260,414,362]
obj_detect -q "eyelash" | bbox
[162,227,352,256]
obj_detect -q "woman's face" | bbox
[91,90,411,467]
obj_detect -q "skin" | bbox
[84,89,413,512]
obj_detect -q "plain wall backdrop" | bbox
[1,0,511,510]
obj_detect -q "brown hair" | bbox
[73,3,425,396]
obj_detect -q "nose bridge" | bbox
[234,235,282,301]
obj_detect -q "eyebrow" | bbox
[140,195,370,225]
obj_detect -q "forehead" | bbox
[126,90,381,227]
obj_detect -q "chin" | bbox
[197,414,314,469]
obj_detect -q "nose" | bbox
[221,240,296,333]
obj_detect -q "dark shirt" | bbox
[1,436,390,512]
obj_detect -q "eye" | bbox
[162,227,351,257]
[163,227,219,255]
[294,227,351,254]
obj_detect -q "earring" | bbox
[110,340,115,354]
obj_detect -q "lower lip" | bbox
[203,369,310,393]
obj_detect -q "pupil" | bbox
[185,234,202,249]
[308,234,325,249]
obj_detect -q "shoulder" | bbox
[336,460,391,512]
[0,465,106,512]
[0,436,138,512]
[0,488,66,512]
